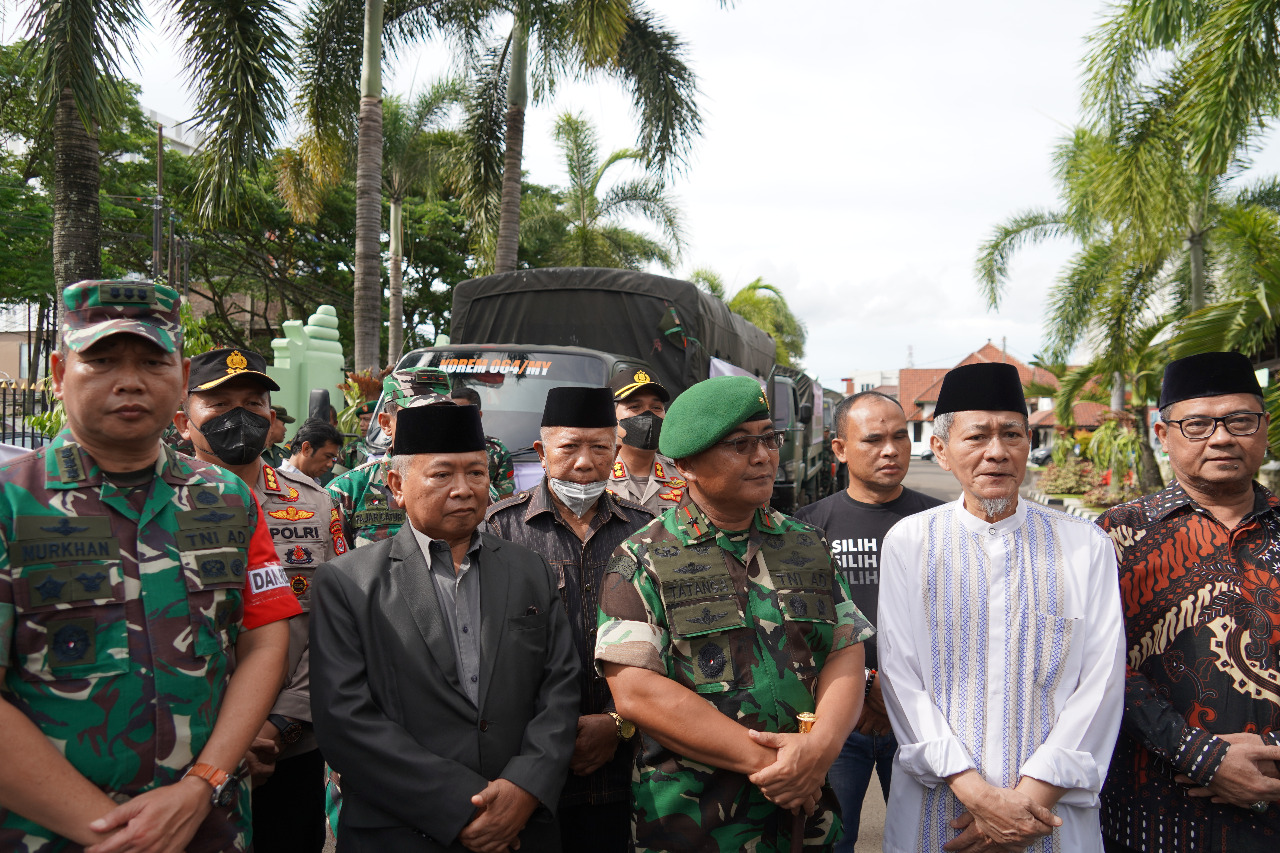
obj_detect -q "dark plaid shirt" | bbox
[486,479,654,806]
[1097,482,1280,852]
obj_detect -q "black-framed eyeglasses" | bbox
[716,431,786,454]
[1163,411,1267,440]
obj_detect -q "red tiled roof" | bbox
[898,368,948,421]
[899,343,1063,421]
[871,385,899,399]
[1028,401,1109,429]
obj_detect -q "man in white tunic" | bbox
[879,362,1126,853]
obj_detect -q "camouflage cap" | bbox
[384,366,453,409]
[61,279,182,353]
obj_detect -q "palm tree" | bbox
[460,1,701,273]
[20,0,294,310]
[294,0,494,372]
[382,80,463,364]
[521,111,681,270]
[691,268,807,367]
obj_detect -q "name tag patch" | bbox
[249,564,290,594]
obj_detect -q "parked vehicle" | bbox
[376,268,835,509]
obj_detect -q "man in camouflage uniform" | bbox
[596,375,873,852]
[450,386,516,500]
[0,281,298,853]
[176,347,348,852]
[326,368,452,549]
[261,405,295,469]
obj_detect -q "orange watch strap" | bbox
[185,763,230,789]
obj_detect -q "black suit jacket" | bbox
[310,525,580,851]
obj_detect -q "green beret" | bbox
[355,401,377,416]
[659,375,771,459]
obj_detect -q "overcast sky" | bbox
[7,0,1280,390]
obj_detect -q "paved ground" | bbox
[901,456,962,502]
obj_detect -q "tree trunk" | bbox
[353,0,385,373]
[1135,407,1164,494]
[53,87,101,324]
[494,23,528,274]
[387,198,403,366]
[1108,371,1126,500]
[1188,229,1206,311]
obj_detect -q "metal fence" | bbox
[0,380,53,449]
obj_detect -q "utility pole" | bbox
[153,125,164,280]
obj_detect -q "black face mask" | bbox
[199,407,272,466]
[619,411,663,451]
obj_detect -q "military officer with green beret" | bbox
[325,368,452,549]
[176,347,349,853]
[0,281,300,852]
[596,375,873,852]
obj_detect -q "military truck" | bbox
[370,268,833,508]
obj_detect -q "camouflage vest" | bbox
[647,525,835,710]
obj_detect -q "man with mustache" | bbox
[596,374,873,851]
[1097,352,1280,852]
[878,362,1125,853]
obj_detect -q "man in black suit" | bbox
[310,404,579,853]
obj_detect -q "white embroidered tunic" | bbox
[879,498,1126,853]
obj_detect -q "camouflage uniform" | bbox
[606,454,689,515]
[324,457,404,549]
[595,502,874,852]
[487,435,515,501]
[0,431,300,852]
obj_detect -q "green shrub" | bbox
[1035,457,1100,495]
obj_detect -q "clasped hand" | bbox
[459,778,538,853]
[1173,734,1280,810]
[943,775,1060,853]
[745,730,826,814]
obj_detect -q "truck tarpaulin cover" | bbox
[449,268,776,396]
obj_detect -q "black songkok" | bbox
[1158,352,1264,409]
[541,387,617,428]
[933,363,1028,418]
[392,404,486,455]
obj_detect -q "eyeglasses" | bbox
[1163,411,1266,440]
[716,431,786,454]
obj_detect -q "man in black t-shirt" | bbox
[795,391,942,851]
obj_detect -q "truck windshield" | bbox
[369,349,608,458]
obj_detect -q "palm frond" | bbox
[974,208,1070,309]
[598,177,684,256]
[611,7,700,175]
[176,0,294,222]
[23,0,143,125]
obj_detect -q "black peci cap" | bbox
[541,387,617,428]
[1158,352,1264,409]
[933,363,1027,418]
[392,404,486,455]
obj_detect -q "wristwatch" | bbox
[269,713,304,745]
[183,763,239,808]
[607,711,637,741]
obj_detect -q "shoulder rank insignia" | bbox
[285,545,313,565]
[654,461,666,479]
[612,460,626,479]
[54,443,87,483]
[269,506,315,521]
[262,464,281,492]
[659,488,684,502]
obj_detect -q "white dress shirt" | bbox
[879,498,1125,853]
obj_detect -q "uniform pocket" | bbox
[12,561,129,682]
[179,549,246,657]
[1026,611,1081,693]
